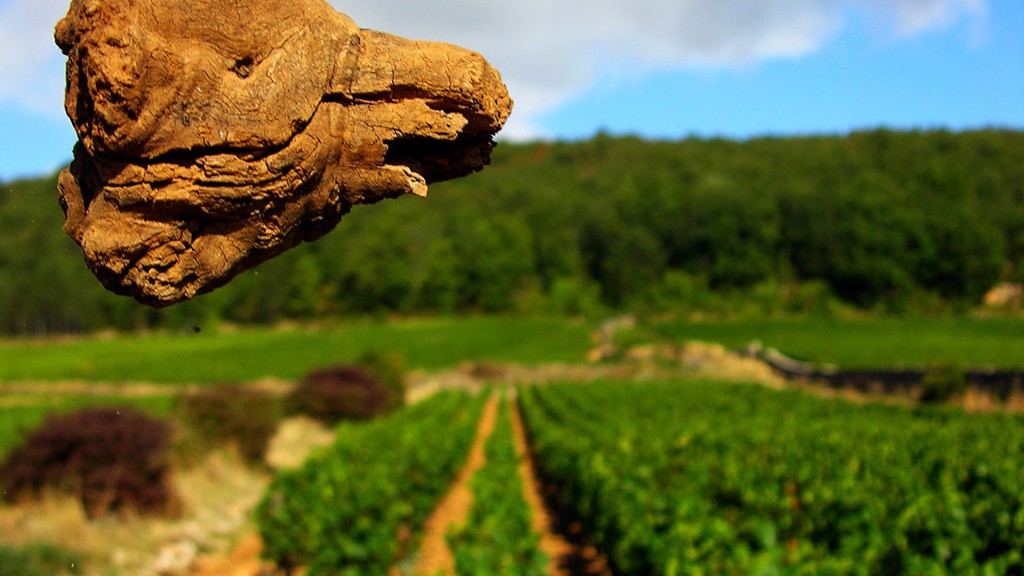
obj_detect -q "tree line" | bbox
[1,128,1022,335]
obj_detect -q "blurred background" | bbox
[1,0,1022,332]
[1,1,1023,575]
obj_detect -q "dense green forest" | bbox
[1,128,1022,335]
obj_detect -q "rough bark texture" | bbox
[54,0,512,306]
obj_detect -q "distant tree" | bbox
[451,216,535,311]
[281,252,325,318]
[2,128,1022,332]
[410,236,460,313]
[917,207,1004,302]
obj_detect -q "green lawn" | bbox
[3,315,1021,383]
[0,316,595,384]
[649,316,1024,368]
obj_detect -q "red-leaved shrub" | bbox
[287,365,395,424]
[0,407,177,518]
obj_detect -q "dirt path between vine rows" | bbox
[510,396,612,576]
[403,391,611,576]
[401,393,500,576]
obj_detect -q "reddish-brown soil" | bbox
[404,393,500,575]
[191,391,613,576]
[188,395,503,576]
[191,533,268,576]
[510,396,612,576]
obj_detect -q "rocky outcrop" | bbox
[54,0,512,306]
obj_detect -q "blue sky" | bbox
[1,0,1022,182]
[541,1,1024,139]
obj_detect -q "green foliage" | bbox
[177,384,281,463]
[356,350,407,412]
[519,380,1024,575]
[257,391,486,575]
[547,276,604,317]
[0,543,82,576]
[448,396,547,576]
[452,216,537,312]
[0,407,177,518]
[2,129,1022,334]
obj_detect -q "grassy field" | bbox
[2,315,1022,385]
[0,316,595,384]
[2,314,1021,456]
[648,316,1024,368]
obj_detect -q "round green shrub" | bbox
[0,544,82,576]
[178,384,280,464]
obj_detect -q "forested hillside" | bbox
[1,129,1022,335]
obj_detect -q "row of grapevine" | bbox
[448,395,548,575]
[256,390,486,576]
[519,380,1024,575]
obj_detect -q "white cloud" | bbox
[0,0,987,139]
[333,0,989,138]
[867,0,988,37]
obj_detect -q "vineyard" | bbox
[4,313,1020,575]
[519,380,1024,575]
[256,391,486,575]
[447,395,548,575]
[251,378,1024,575]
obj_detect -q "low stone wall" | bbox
[747,344,1024,401]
